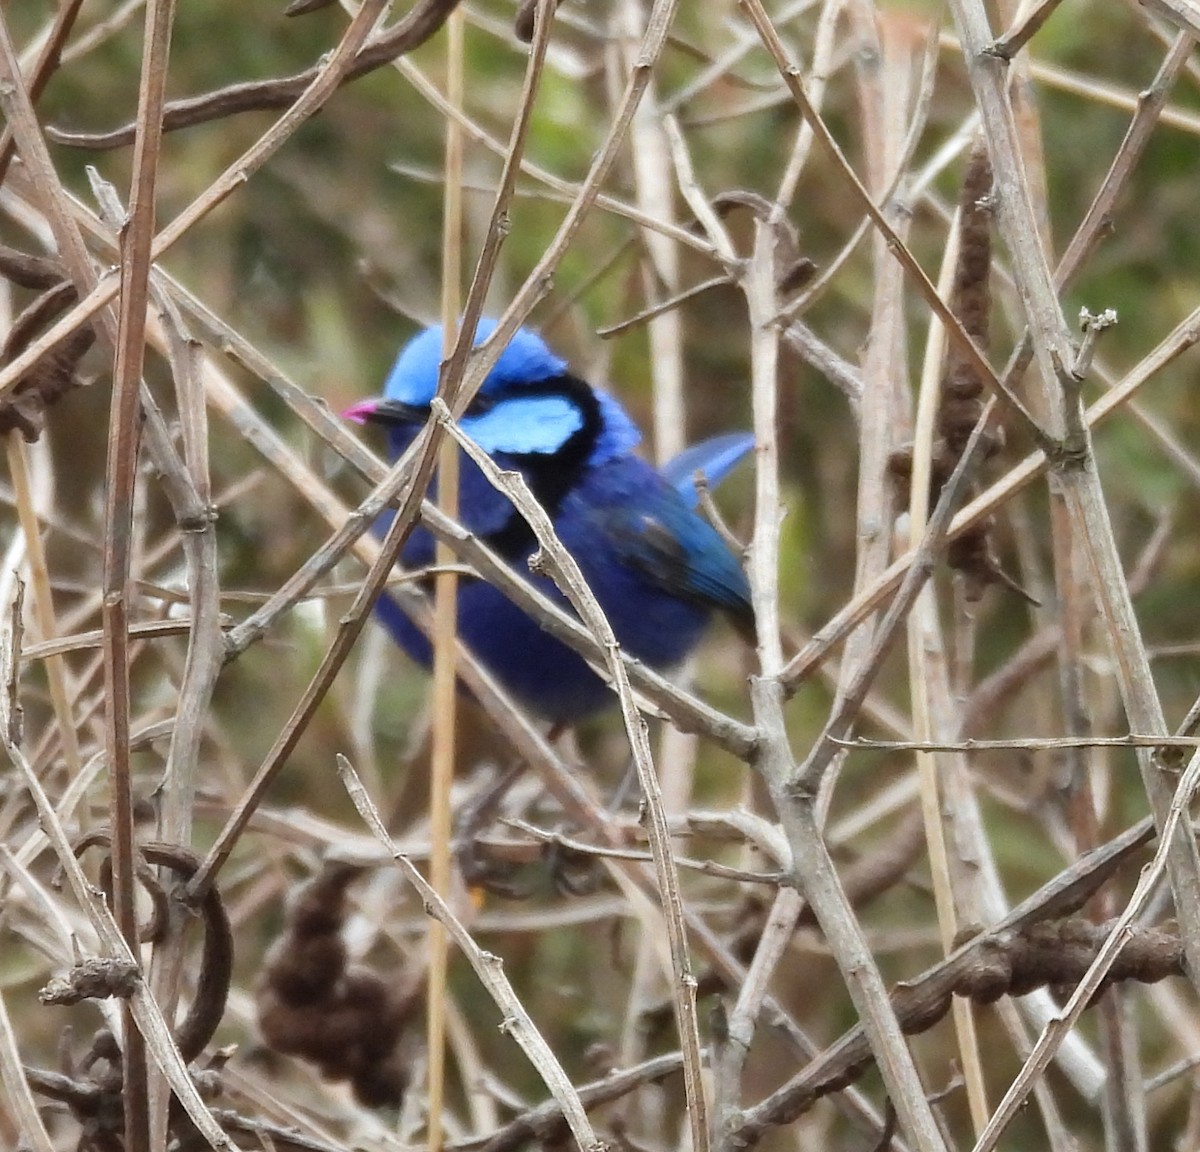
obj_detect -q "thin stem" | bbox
[338,755,604,1152]
[427,8,466,1148]
[103,5,178,1143]
[906,214,989,1137]
[4,435,80,776]
[740,0,1049,450]
[948,0,1200,994]
[435,399,712,1152]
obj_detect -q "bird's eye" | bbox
[463,394,498,418]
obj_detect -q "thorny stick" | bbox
[824,11,921,896]
[145,288,226,1146]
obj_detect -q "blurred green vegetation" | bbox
[4,0,1200,1148]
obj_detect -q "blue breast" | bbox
[377,456,720,721]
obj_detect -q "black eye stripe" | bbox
[464,378,588,421]
[463,393,498,418]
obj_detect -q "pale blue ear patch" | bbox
[461,394,584,454]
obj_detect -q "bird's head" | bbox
[344,319,640,464]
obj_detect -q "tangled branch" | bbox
[732,916,1182,1144]
[0,246,95,441]
[48,0,462,151]
[25,839,233,1150]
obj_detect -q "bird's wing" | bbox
[660,432,755,508]
[602,486,753,625]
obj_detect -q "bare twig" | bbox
[0,0,403,405]
[905,172,988,1137]
[947,0,1200,994]
[424,10,468,1149]
[337,754,604,1152]
[435,400,711,1152]
[970,749,1200,1150]
[986,0,1068,60]
[739,0,1049,449]
[751,223,969,1152]
[1,593,241,1151]
[0,0,85,186]
[47,0,461,148]
[733,815,1156,1143]
[782,296,1200,691]
[101,5,179,1144]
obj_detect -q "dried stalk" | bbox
[947,0,1200,999]
[906,202,989,1136]
[102,4,179,1144]
[4,435,80,776]
[427,6,467,1147]
[745,206,949,1148]
[337,755,603,1152]
[434,401,711,1152]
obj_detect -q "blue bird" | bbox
[344,319,754,724]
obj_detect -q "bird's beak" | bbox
[341,398,428,426]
